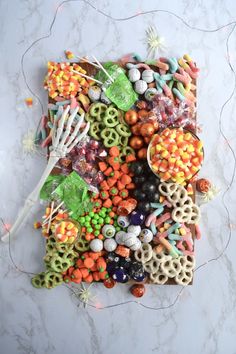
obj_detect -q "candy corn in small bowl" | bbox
[147,127,204,185]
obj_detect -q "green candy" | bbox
[97,217,104,224]
[85,216,91,221]
[80,216,86,224]
[95,224,101,230]
[89,212,95,217]
[93,214,99,220]
[94,230,100,236]
[116,123,131,137]
[85,221,90,228]
[105,217,111,223]
[92,219,97,225]
[87,227,93,233]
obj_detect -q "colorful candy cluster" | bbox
[32,54,207,297]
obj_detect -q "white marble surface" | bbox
[0,0,236,353]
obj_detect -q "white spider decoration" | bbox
[76,283,96,308]
[145,26,166,58]
[199,184,219,203]
[22,130,38,154]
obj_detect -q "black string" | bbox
[1,0,236,310]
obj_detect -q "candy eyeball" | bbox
[139,229,153,243]
[88,86,101,102]
[128,68,141,82]
[117,216,130,228]
[115,231,126,245]
[127,225,141,237]
[102,224,116,238]
[100,91,111,104]
[104,238,117,252]
[90,239,103,252]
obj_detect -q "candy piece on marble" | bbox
[103,277,116,288]
[65,50,75,59]
[130,284,146,297]
[25,97,33,107]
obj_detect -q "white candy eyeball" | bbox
[104,238,117,252]
[117,216,130,228]
[139,228,153,243]
[90,239,103,252]
[115,231,126,245]
[142,69,154,83]
[124,232,138,248]
[88,86,102,102]
[134,80,148,95]
[128,68,141,82]
[127,225,141,237]
[130,238,142,251]
[102,224,116,238]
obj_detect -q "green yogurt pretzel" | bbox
[62,249,77,262]
[119,135,129,147]
[31,273,46,288]
[50,255,72,273]
[74,233,89,252]
[119,146,135,163]
[104,106,119,127]
[89,102,107,121]
[55,242,74,253]
[89,122,103,140]
[101,128,120,147]
[44,271,63,289]
[116,123,131,137]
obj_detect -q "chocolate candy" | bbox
[103,277,116,289]
[112,267,129,283]
[129,261,146,282]
[130,210,145,225]
[130,284,146,297]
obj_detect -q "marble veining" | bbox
[0,0,236,353]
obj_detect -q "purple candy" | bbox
[112,267,129,283]
[130,210,145,225]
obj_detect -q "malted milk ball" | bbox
[142,69,154,83]
[104,238,117,252]
[128,68,141,82]
[90,239,103,252]
[130,238,142,251]
[134,80,148,94]
[127,225,141,237]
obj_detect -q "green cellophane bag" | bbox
[96,62,138,111]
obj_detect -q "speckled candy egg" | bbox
[117,215,130,228]
[90,239,103,252]
[104,238,117,252]
[145,88,158,101]
[130,211,145,225]
[124,232,138,248]
[142,69,154,83]
[88,86,101,102]
[127,225,141,237]
[128,68,141,82]
[115,231,126,245]
[129,238,141,251]
[134,80,148,95]
[139,228,153,243]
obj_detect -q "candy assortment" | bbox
[31,53,209,297]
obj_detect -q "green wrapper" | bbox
[40,175,66,201]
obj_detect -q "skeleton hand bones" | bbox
[1,106,90,242]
